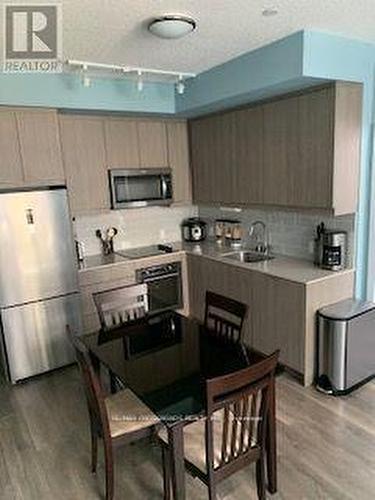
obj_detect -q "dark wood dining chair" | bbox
[159,350,279,500]
[204,291,248,343]
[67,328,160,500]
[93,283,149,331]
[93,283,149,391]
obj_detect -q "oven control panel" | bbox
[136,262,181,281]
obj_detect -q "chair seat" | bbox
[158,409,258,473]
[105,389,159,438]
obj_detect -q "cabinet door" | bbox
[138,120,168,167]
[104,118,140,167]
[0,109,23,186]
[190,112,235,204]
[190,117,213,204]
[187,255,253,345]
[235,106,264,204]
[167,121,192,204]
[252,273,304,373]
[16,109,64,183]
[214,112,236,204]
[263,96,299,206]
[292,88,334,208]
[59,116,110,214]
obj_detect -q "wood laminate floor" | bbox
[0,366,374,500]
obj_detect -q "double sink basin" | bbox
[221,250,275,264]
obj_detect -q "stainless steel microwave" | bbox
[109,168,173,209]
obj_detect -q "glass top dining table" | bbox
[80,311,277,499]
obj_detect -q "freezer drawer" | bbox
[0,189,78,307]
[1,293,82,383]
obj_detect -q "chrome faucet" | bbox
[249,220,269,254]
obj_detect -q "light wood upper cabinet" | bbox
[104,118,169,169]
[189,81,362,214]
[166,121,192,204]
[332,82,362,216]
[235,106,264,204]
[263,96,299,206]
[190,112,236,204]
[190,115,213,204]
[291,87,334,209]
[138,120,168,167]
[59,115,110,215]
[0,109,23,186]
[16,109,64,183]
[104,118,140,167]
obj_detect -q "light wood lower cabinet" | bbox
[187,254,354,385]
[251,272,305,372]
[59,115,110,215]
[78,253,189,334]
[188,254,254,344]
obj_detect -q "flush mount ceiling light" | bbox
[148,15,196,39]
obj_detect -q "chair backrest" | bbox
[205,350,279,477]
[93,283,149,331]
[66,327,111,440]
[204,291,247,343]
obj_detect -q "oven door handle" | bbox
[141,273,180,283]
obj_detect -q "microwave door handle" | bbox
[161,176,168,199]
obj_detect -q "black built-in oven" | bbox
[136,262,182,314]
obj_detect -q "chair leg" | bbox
[207,478,217,500]
[103,440,114,500]
[91,426,98,474]
[161,446,171,500]
[109,370,117,394]
[256,454,266,500]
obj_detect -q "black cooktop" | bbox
[116,243,176,260]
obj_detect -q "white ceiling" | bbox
[4,0,375,74]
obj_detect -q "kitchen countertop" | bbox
[78,252,130,270]
[78,240,354,285]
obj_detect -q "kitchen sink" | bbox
[222,250,275,263]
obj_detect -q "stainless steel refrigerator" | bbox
[0,188,81,383]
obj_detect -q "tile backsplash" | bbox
[74,203,356,267]
[198,206,356,265]
[74,206,197,256]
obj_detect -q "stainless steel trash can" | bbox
[317,298,375,395]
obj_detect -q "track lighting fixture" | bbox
[137,70,144,92]
[176,75,185,95]
[81,64,91,88]
[67,60,195,94]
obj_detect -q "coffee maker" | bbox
[314,223,347,271]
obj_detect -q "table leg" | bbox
[90,353,101,378]
[266,377,277,493]
[168,424,186,500]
